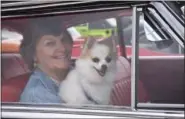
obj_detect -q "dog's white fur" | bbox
[59,38,117,105]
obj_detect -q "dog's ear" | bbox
[83,36,96,50]
[80,36,96,57]
[98,36,117,60]
[99,37,113,48]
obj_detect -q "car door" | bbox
[1,1,184,119]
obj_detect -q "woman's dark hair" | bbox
[20,16,73,71]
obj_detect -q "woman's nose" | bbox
[57,40,65,52]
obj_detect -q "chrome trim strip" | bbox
[2,105,184,118]
[131,6,140,110]
[2,102,131,111]
[1,1,65,7]
[138,103,185,108]
[2,6,131,19]
[2,1,93,12]
[127,55,184,59]
[150,2,184,47]
[138,109,184,113]
[129,55,184,59]
[162,1,185,26]
[2,111,122,118]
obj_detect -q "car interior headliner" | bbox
[2,9,131,34]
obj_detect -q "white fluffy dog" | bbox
[59,37,117,105]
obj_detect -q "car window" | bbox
[69,18,123,57]
[1,29,23,53]
[121,14,184,57]
[1,1,184,118]
[1,9,133,108]
[181,6,184,15]
[127,4,184,110]
[2,29,23,41]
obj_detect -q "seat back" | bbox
[110,78,149,106]
[1,53,30,80]
[1,53,31,102]
[110,56,149,106]
[2,73,30,102]
[115,56,131,80]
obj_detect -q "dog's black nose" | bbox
[101,65,107,71]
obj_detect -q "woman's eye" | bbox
[45,41,56,46]
[92,57,100,63]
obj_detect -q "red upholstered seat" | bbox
[115,56,131,81]
[1,53,30,80]
[2,73,30,102]
[110,78,149,106]
[110,56,149,106]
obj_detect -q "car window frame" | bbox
[1,1,184,118]
[131,5,185,111]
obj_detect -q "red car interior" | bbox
[127,56,184,104]
[1,53,30,80]
[1,54,149,106]
[2,9,183,106]
[2,73,30,102]
[110,56,149,106]
[136,57,184,104]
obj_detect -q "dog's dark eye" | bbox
[92,57,100,63]
[105,56,112,63]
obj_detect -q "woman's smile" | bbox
[52,53,68,59]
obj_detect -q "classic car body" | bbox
[1,1,184,119]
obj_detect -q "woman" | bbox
[19,16,73,103]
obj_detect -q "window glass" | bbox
[2,29,23,41]
[181,6,184,15]
[135,12,184,105]
[69,17,121,58]
[1,29,23,53]
[122,14,184,57]
[118,6,184,108]
[1,9,135,108]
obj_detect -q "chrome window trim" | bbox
[2,6,131,19]
[131,6,140,110]
[127,55,184,59]
[2,1,93,12]
[161,1,184,26]
[2,104,184,118]
[130,3,184,112]
[150,2,184,47]
[138,103,185,109]
[2,111,122,119]
[1,1,77,7]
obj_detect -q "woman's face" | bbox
[35,34,72,72]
